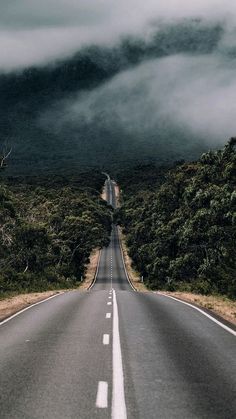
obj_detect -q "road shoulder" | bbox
[118,227,147,292]
[0,291,64,322]
[159,291,236,326]
[79,248,100,290]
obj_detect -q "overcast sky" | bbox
[1,0,236,161]
[0,0,235,71]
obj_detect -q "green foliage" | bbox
[117,140,236,298]
[0,172,112,295]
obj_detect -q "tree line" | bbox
[0,172,112,296]
[116,139,236,298]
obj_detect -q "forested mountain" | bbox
[117,139,236,298]
[0,172,112,295]
[0,19,227,175]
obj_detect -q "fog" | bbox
[1,1,236,172]
[0,0,235,71]
[40,51,236,162]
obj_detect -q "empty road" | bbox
[0,177,235,418]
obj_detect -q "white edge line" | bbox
[0,293,64,327]
[159,293,236,337]
[88,249,102,291]
[116,226,136,292]
[112,289,127,419]
[96,381,108,408]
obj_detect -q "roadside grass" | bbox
[101,185,106,201]
[118,227,148,292]
[158,291,236,326]
[0,253,101,321]
[119,223,236,325]
[0,291,65,322]
[79,248,100,290]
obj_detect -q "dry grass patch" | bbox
[79,249,100,290]
[118,227,148,292]
[0,291,64,322]
[101,185,106,201]
[160,291,236,326]
[114,184,120,208]
[80,183,107,290]
[115,183,146,291]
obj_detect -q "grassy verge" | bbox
[159,292,236,325]
[79,248,100,290]
[120,226,236,325]
[118,227,148,292]
[0,291,65,322]
[0,249,101,320]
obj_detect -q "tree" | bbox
[0,144,12,170]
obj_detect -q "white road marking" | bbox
[103,334,110,345]
[107,302,112,305]
[96,381,108,408]
[159,293,236,337]
[109,296,112,299]
[112,289,127,419]
[106,313,111,319]
[0,293,63,327]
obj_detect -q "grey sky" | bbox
[1,0,236,150]
[0,0,235,71]
[42,52,236,147]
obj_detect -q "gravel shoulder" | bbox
[79,248,100,290]
[118,227,148,292]
[159,291,236,326]
[0,291,64,322]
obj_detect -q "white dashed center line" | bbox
[96,381,108,408]
[106,313,111,319]
[103,334,110,345]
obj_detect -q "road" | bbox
[0,177,235,419]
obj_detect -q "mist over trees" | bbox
[0,19,233,175]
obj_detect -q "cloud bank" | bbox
[0,0,236,72]
[42,53,236,154]
[1,1,236,172]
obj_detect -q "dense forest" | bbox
[116,139,236,298]
[0,172,112,296]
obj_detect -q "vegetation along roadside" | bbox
[115,139,236,321]
[0,171,112,298]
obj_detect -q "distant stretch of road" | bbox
[0,177,235,418]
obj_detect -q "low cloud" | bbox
[2,1,236,169]
[42,52,236,154]
[0,0,236,72]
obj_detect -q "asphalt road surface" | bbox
[0,177,235,419]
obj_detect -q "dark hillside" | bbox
[0,19,224,174]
